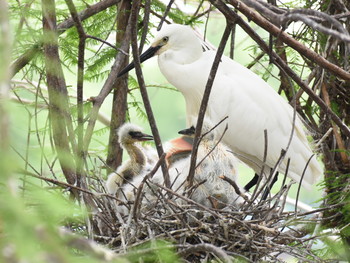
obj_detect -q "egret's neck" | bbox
[123,143,147,172]
[159,49,202,65]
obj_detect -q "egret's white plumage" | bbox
[119,24,323,189]
[105,123,154,195]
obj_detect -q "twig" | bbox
[220,175,249,201]
[157,0,175,31]
[225,0,350,81]
[139,0,150,53]
[132,153,166,221]
[178,243,233,263]
[210,0,350,138]
[83,21,131,153]
[187,23,232,187]
[128,0,170,188]
[11,0,121,77]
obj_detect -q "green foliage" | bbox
[0,181,88,263]
[126,240,180,263]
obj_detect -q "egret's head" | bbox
[118,24,202,77]
[118,123,153,146]
[179,117,223,142]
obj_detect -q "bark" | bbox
[42,0,77,197]
[106,0,131,174]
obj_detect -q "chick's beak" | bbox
[138,132,154,141]
[178,126,196,136]
[117,45,161,77]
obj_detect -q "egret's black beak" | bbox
[129,131,154,141]
[178,126,196,136]
[117,45,162,77]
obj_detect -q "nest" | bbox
[90,172,327,263]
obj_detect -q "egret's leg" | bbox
[261,172,279,201]
[244,173,259,192]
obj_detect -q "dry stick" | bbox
[187,23,232,188]
[132,153,166,221]
[295,154,315,215]
[11,0,121,77]
[220,175,249,202]
[259,63,299,204]
[152,182,221,218]
[211,0,350,138]
[157,0,175,31]
[83,24,131,153]
[64,0,86,186]
[225,0,350,82]
[195,117,228,169]
[20,168,124,203]
[321,83,349,165]
[129,0,170,189]
[178,243,234,263]
[86,34,126,53]
[138,0,151,53]
[249,130,268,204]
[229,23,236,59]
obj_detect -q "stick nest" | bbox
[88,176,328,263]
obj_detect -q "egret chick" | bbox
[118,24,323,189]
[164,130,193,167]
[106,123,153,195]
[178,121,242,209]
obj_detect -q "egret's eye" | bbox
[162,36,169,42]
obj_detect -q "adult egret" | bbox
[118,24,323,189]
[106,123,154,195]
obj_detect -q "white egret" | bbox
[105,123,154,195]
[118,24,323,189]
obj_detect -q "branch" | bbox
[187,23,232,187]
[178,244,233,263]
[226,0,350,81]
[83,24,131,153]
[129,0,171,188]
[11,0,121,77]
[209,0,350,138]
[42,0,78,197]
[106,0,131,174]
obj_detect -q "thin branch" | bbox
[178,243,233,263]
[157,0,175,31]
[11,0,121,77]
[187,23,232,187]
[226,0,350,81]
[139,0,150,53]
[210,0,350,138]
[128,0,170,188]
[83,23,131,153]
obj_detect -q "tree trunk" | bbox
[42,0,78,198]
[106,0,131,174]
